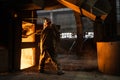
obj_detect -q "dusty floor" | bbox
[0,54,120,80]
[1,71,120,80]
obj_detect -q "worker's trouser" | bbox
[39,48,61,71]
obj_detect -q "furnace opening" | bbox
[20,21,36,70]
[20,48,35,69]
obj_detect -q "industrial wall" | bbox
[37,8,77,33]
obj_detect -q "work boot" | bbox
[57,70,64,75]
[39,69,44,73]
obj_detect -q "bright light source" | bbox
[20,48,35,70]
[60,32,77,39]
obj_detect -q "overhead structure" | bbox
[20,0,65,10]
[25,0,112,21]
[0,0,112,20]
[57,0,112,21]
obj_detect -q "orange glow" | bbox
[22,21,35,42]
[20,48,35,69]
[21,21,36,70]
[97,42,120,74]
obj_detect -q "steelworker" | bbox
[39,17,64,75]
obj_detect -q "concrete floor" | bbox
[1,71,120,80]
[0,54,120,80]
